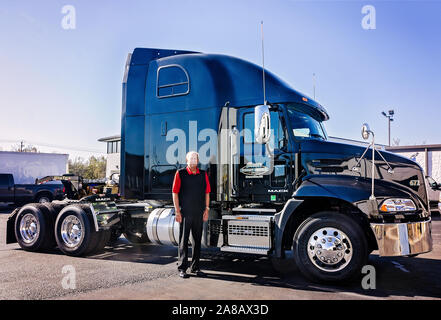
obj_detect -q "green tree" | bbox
[68,156,106,179]
[68,157,87,177]
[84,156,106,179]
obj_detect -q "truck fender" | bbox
[273,175,395,258]
[6,208,20,244]
[273,199,303,258]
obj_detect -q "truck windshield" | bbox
[286,104,327,141]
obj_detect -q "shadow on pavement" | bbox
[194,252,441,299]
[85,238,441,299]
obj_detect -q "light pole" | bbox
[381,110,394,146]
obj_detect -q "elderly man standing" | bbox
[172,151,210,278]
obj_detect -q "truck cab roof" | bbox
[125,48,329,121]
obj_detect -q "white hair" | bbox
[185,151,199,163]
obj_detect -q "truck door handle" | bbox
[230,126,238,193]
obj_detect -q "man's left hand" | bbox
[203,208,209,222]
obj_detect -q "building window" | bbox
[107,141,120,154]
[157,65,189,98]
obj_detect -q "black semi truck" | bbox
[5,48,434,283]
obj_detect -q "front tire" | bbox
[293,211,368,283]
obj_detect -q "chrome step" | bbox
[232,207,276,213]
[220,245,270,255]
[222,214,274,221]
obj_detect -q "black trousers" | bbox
[177,214,203,272]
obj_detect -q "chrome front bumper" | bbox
[370,220,432,256]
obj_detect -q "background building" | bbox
[384,144,441,181]
[98,135,121,179]
[385,144,441,203]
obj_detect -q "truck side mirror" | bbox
[427,176,441,190]
[254,104,271,144]
[361,123,371,140]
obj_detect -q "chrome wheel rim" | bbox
[19,213,39,244]
[38,197,50,203]
[61,215,83,248]
[307,227,353,272]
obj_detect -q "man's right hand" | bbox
[175,211,182,223]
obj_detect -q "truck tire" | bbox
[99,230,111,250]
[54,205,100,256]
[123,230,149,245]
[270,252,298,275]
[35,193,52,204]
[14,204,55,252]
[293,211,368,283]
[88,230,111,255]
[44,202,66,215]
[39,203,58,249]
[108,229,122,245]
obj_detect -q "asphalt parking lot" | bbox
[0,207,440,300]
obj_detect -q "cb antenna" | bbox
[261,20,266,105]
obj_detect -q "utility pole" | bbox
[381,110,394,146]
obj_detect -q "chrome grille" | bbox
[225,219,272,248]
[228,225,268,237]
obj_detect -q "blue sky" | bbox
[0,0,440,159]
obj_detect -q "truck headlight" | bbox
[379,198,417,212]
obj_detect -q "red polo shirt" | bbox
[172,166,211,194]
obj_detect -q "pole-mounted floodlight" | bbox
[381,109,394,146]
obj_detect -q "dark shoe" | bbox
[179,270,189,278]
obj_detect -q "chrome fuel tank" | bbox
[146,208,180,246]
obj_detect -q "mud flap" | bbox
[6,208,19,244]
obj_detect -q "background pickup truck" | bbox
[426,176,441,215]
[0,173,66,205]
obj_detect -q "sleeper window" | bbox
[157,65,190,98]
